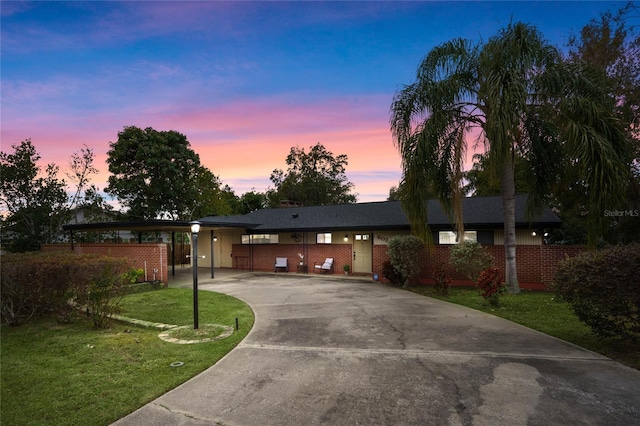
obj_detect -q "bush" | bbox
[552,244,640,339]
[387,235,424,288]
[450,240,494,281]
[0,252,67,325]
[72,257,142,328]
[432,262,451,295]
[477,267,505,306]
[381,261,404,286]
[0,252,141,327]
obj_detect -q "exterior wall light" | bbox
[344,234,349,242]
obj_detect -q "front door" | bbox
[353,233,372,274]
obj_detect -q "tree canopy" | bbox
[268,143,357,207]
[106,126,204,220]
[1,140,106,251]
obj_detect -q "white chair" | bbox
[314,258,334,274]
[275,257,288,272]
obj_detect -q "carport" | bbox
[62,219,255,278]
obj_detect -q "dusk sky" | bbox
[1,1,627,204]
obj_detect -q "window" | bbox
[241,234,279,244]
[316,232,332,244]
[355,234,370,241]
[438,231,477,245]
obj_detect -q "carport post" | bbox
[210,230,215,279]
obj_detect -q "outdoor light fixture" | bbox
[191,222,201,234]
[531,231,537,236]
[190,221,201,329]
[343,234,348,242]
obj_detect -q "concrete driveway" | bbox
[114,272,640,425]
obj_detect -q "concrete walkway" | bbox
[114,270,640,425]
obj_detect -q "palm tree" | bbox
[390,22,628,293]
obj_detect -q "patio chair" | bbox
[314,258,334,274]
[274,257,288,273]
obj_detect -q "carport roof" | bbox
[62,219,257,233]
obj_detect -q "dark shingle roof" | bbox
[199,194,560,232]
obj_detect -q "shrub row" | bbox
[1,252,141,327]
[553,243,640,340]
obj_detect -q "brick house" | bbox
[195,194,567,289]
[63,194,573,289]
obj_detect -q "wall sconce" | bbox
[213,235,218,242]
[343,234,349,242]
[531,231,537,237]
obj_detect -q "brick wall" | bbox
[232,244,352,274]
[373,244,586,290]
[41,243,169,285]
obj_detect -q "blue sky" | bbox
[1,1,628,203]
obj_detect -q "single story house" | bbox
[62,194,575,288]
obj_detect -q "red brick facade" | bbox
[41,243,169,285]
[373,244,586,290]
[42,241,585,290]
[232,242,585,289]
[232,244,353,274]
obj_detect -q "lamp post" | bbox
[211,231,217,279]
[190,221,201,329]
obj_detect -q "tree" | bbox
[268,143,357,206]
[561,3,640,244]
[239,190,269,214]
[463,153,535,197]
[391,22,629,293]
[1,139,68,251]
[189,167,240,219]
[66,144,111,223]
[105,126,201,220]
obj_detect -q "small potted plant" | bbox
[343,264,350,275]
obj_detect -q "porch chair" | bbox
[314,258,334,274]
[274,257,288,273]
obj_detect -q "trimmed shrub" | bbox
[387,235,424,288]
[552,244,640,339]
[432,262,451,296]
[477,267,505,306]
[0,252,67,325]
[381,261,404,286]
[0,252,141,327]
[450,240,494,281]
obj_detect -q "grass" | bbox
[0,288,254,426]
[407,285,640,370]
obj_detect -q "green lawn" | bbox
[408,285,640,370]
[0,288,254,426]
